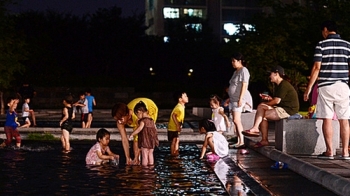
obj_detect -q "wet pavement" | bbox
[244,131,350,196]
[224,142,337,195]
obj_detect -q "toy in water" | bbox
[271,161,288,169]
[206,153,220,162]
[240,149,249,155]
[110,159,119,166]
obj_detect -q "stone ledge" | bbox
[275,119,340,155]
[0,128,204,142]
[4,127,195,133]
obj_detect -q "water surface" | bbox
[0,141,228,195]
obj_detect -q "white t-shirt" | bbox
[228,67,250,102]
[78,98,89,114]
[211,131,229,157]
[22,103,29,117]
[212,107,226,132]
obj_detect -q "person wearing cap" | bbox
[242,65,299,147]
[304,21,350,160]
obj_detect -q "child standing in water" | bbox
[199,119,229,160]
[168,91,189,156]
[85,88,96,128]
[0,97,21,148]
[209,94,230,133]
[59,95,75,153]
[129,101,159,167]
[86,128,119,165]
[73,91,89,128]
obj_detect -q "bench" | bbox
[275,119,340,155]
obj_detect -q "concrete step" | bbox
[0,127,214,142]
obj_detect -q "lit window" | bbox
[185,23,202,32]
[224,23,238,35]
[163,7,180,18]
[183,8,203,18]
[223,23,255,35]
[163,36,170,43]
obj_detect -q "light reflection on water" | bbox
[0,141,228,195]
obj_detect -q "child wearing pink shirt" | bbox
[86,128,119,165]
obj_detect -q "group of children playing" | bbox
[96,91,230,166]
[59,89,96,153]
[0,89,95,150]
[1,90,233,167]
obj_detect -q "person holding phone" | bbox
[242,66,299,148]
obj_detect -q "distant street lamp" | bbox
[150,67,155,75]
[188,69,193,76]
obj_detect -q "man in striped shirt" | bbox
[304,21,350,160]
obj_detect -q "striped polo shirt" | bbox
[314,34,350,87]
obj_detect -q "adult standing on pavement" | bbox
[227,52,253,149]
[304,21,350,159]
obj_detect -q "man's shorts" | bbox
[81,113,89,123]
[167,130,179,141]
[275,107,290,119]
[317,82,350,119]
[22,117,29,124]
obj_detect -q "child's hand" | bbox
[176,124,182,132]
[12,99,19,104]
[128,135,133,140]
[226,121,231,128]
[224,99,229,107]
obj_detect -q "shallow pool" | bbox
[0,141,228,195]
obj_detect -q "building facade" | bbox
[145,0,262,43]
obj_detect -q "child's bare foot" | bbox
[132,159,140,166]
[171,151,180,157]
[126,158,133,165]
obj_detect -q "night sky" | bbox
[7,0,145,16]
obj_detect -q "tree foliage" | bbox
[0,0,26,89]
[221,0,350,90]
[0,0,27,113]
